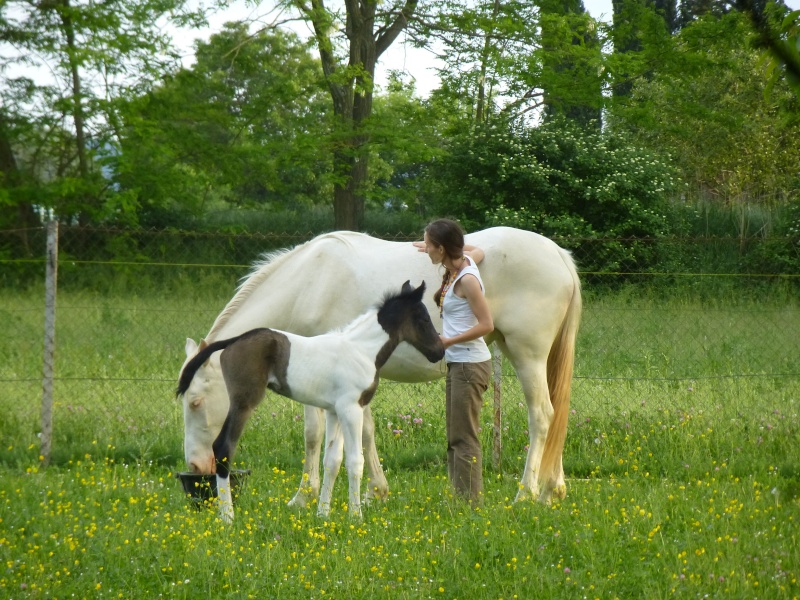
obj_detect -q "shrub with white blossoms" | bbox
[423,117,683,275]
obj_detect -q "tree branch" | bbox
[375,0,418,58]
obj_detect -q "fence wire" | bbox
[1,225,798,466]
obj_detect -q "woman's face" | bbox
[423,232,444,265]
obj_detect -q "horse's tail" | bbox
[175,334,248,397]
[539,248,582,485]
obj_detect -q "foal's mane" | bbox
[206,232,358,341]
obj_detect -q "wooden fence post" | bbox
[492,344,502,470]
[41,220,58,466]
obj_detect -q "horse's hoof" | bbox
[551,483,567,500]
[513,485,539,504]
[288,487,319,509]
[287,495,309,508]
[217,506,235,523]
[364,485,389,504]
[316,505,331,518]
[536,481,566,505]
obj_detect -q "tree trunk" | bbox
[476,0,502,124]
[0,111,39,254]
[301,0,417,231]
[59,0,92,225]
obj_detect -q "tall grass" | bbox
[1,284,798,598]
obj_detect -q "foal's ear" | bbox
[411,281,426,301]
[185,338,198,358]
[401,280,413,293]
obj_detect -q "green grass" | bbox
[1,282,799,598]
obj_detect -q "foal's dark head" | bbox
[378,281,444,363]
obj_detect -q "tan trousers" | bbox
[446,360,491,505]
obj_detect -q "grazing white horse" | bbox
[177,282,443,521]
[180,227,581,506]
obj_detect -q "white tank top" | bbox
[442,257,492,363]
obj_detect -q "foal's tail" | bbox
[175,332,250,397]
[539,249,582,485]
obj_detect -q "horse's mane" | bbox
[206,232,361,340]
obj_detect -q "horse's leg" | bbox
[498,342,553,503]
[317,410,344,517]
[362,405,388,503]
[518,360,553,503]
[338,403,365,518]
[550,453,567,502]
[288,405,325,508]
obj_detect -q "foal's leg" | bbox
[338,403,365,518]
[213,390,262,523]
[288,405,325,508]
[214,337,270,522]
[317,410,344,517]
[362,405,389,503]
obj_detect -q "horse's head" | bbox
[379,281,445,364]
[179,338,230,474]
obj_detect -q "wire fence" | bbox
[1,224,798,467]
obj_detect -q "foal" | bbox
[177,281,444,521]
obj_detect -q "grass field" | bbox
[1,284,799,598]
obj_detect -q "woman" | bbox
[416,218,494,505]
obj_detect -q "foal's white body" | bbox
[181,227,582,507]
[216,313,384,520]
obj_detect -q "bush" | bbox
[421,117,683,274]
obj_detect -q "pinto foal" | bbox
[177,281,444,521]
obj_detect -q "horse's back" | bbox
[217,227,578,378]
[231,232,429,336]
[468,228,579,350]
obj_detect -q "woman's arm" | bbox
[412,241,485,265]
[464,244,484,265]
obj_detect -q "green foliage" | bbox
[537,2,604,126]
[365,75,446,213]
[0,0,204,225]
[114,23,332,226]
[423,117,681,273]
[743,197,800,275]
[607,11,800,206]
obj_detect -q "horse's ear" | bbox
[411,281,426,301]
[401,280,413,294]
[185,338,198,358]
[198,339,209,351]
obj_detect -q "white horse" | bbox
[177,282,443,521]
[180,227,581,506]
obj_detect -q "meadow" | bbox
[1,282,799,599]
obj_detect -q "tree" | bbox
[0,0,204,225]
[609,0,678,98]
[115,23,331,224]
[284,0,419,230]
[414,0,541,123]
[735,0,800,98]
[538,0,604,126]
[607,11,800,207]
